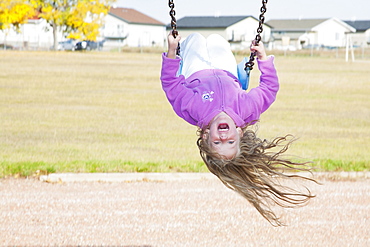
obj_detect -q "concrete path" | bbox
[39,171,370,182]
[1,173,369,246]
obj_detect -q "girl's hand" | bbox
[167,31,181,59]
[250,40,267,61]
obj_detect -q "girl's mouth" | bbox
[218,123,229,131]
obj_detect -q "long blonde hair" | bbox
[197,127,317,226]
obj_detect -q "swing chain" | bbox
[168,0,180,55]
[168,0,178,37]
[245,0,268,71]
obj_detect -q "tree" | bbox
[37,0,116,50]
[67,0,115,41]
[0,0,36,30]
[0,0,36,48]
[37,0,76,50]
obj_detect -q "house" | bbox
[169,16,272,50]
[267,18,356,50]
[0,7,165,50]
[344,20,370,46]
[103,7,166,49]
[0,17,63,50]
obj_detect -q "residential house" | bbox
[267,18,356,50]
[103,7,166,49]
[344,20,370,46]
[169,16,272,50]
[0,17,63,50]
[0,7,165,50]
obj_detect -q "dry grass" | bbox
[0,50,369,176]
[240,54,370,170]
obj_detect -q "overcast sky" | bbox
[116,0,369,24]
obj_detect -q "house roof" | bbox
[344,20,370,32]
[173,16,261,28]
[266,19,328,31]
[109,7,164,26]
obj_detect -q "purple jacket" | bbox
[160,53,279,128]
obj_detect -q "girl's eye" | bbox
[213,141,221,145]
[228,141,235,144]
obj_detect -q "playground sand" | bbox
[0,176,369,246]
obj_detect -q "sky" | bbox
[116,0,370,24]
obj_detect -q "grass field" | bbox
[0,50,369,177]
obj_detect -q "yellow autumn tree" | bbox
[37,0,76,49]
[67,0,115,41]
[0,0,36,31]
[0,0,36,48]
[36,0,115,50]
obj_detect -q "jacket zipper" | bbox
[214,70,225,111]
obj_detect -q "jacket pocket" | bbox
[185,78,201,89]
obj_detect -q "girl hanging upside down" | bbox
[160,32,317,226]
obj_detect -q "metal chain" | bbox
[245,0,268,71]
[168,0,180,55]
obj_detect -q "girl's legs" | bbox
[206,34,238,78]
[180,33,213,78]
[180,33,238,78]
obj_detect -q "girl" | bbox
[161,32,316,226]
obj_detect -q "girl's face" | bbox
[203,112,243,160]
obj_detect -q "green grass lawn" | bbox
[0,50,369,177]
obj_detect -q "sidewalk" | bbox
[39,171,370,183]
[39,172,217,182]
[1,175,369,246]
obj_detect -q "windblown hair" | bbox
[197,126,317,226]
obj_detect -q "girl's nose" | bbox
[220,134,227,140]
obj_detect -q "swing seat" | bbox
[237,57,250,90]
